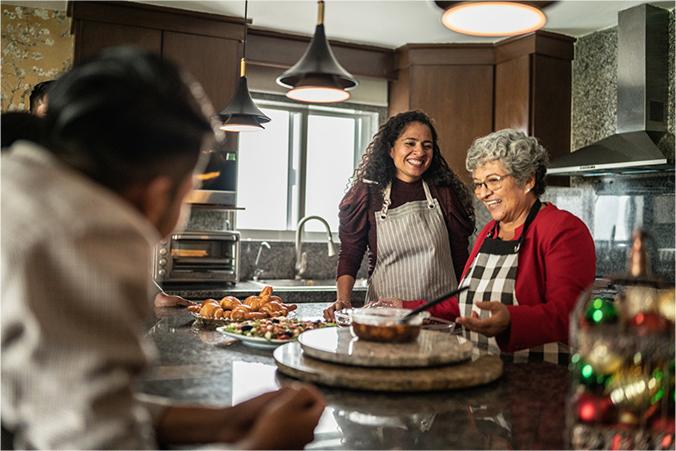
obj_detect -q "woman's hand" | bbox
[365,298,403,309]
[154,292,193,308]
[323,299,352,321]
[455,301,510,337]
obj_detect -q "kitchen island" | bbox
[140,304,570,450]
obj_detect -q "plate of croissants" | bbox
[186,286,297,328]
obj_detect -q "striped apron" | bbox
[457,200,570,364]
[366,179,456,302]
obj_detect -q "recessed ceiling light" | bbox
[441,2,548,37]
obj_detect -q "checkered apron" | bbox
[366,180,457,302]
[457,200,570,364]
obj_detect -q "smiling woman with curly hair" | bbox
[324,110,475,320]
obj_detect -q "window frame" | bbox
[236,98,379,241]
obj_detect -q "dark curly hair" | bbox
[350,110,475,224]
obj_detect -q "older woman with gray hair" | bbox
[380,129,595,363]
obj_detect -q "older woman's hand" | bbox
[455,301,510,337]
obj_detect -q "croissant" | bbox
[199,302,219,319]
[243,296,260,307]
[231,305,253,321]
[213,308,225,320]
[220,296,242,310]
[259,286,273,298]
[260,301,286,317]
[187,304,201,313]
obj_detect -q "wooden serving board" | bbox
[274,342,503,392]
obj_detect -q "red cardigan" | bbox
[403,203,596,352]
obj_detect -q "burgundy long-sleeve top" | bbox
[403,203,596,352]
[337,178,474,283]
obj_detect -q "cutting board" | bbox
[298,327,474,368]
[274,342,503,392]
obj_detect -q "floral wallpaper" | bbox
[1,5,73,112]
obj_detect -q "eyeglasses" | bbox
[472,174,512,193]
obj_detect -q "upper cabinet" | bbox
[390,45,495,183]
[69,1,245,111]
[495,32,576,170]
[390,32,575,183]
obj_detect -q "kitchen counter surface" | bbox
[140,304,571,450]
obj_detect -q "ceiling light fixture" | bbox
[276,0,357,103]
[219,0,270,132]
[436,1,550,37]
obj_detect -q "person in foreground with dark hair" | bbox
[324,110,475,321]
[0,111,43,150]
[1,48,324,449]
[373,129,596,364]
[28,80,53,117]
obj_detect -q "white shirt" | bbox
[1,142,163,449]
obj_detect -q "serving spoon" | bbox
[400,285,469,323]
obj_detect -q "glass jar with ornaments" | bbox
[568,230,675,450]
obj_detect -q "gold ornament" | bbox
[657,289,675,322]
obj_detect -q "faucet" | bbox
[252,241,271,281]
[295,215,336,280]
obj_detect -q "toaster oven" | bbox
[154,230,240,284]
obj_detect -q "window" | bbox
[237,100,378,236]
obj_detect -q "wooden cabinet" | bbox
[74,21,161,62]
[162,31,240,111]
[389,45,495,183]
[495,32,575,167]
[390,32,575,183]
[69,1,245,112]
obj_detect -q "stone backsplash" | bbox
[238,240,369,282]
[571,7,674,149]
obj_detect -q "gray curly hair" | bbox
[465,129,549,196]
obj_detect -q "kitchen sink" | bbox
[252,278,367,291]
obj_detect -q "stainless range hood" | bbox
[548,4,674,176]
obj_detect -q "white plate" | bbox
[216,327,292,350]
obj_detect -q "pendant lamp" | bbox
[435,1,553,37]
[276,0,357,103]
[219,0,270,132]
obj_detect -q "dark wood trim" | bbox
[246,28,396,80]
[68,1,245,41]
[248,28,393,54]
[495,30,575,63]
[396,44,496,68]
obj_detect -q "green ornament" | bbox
[585,297,618,325]
[574,356,612,389]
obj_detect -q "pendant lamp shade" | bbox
[435,1,550,37]
[219,0,270,132]
[277,1,357,103]
[219,66,271,132]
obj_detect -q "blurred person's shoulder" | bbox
[2,141,158,250]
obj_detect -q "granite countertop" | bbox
[140,305,571,450]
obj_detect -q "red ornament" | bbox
[577,393,614,423]
[630,312,669,335]
[652,417,676,435]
